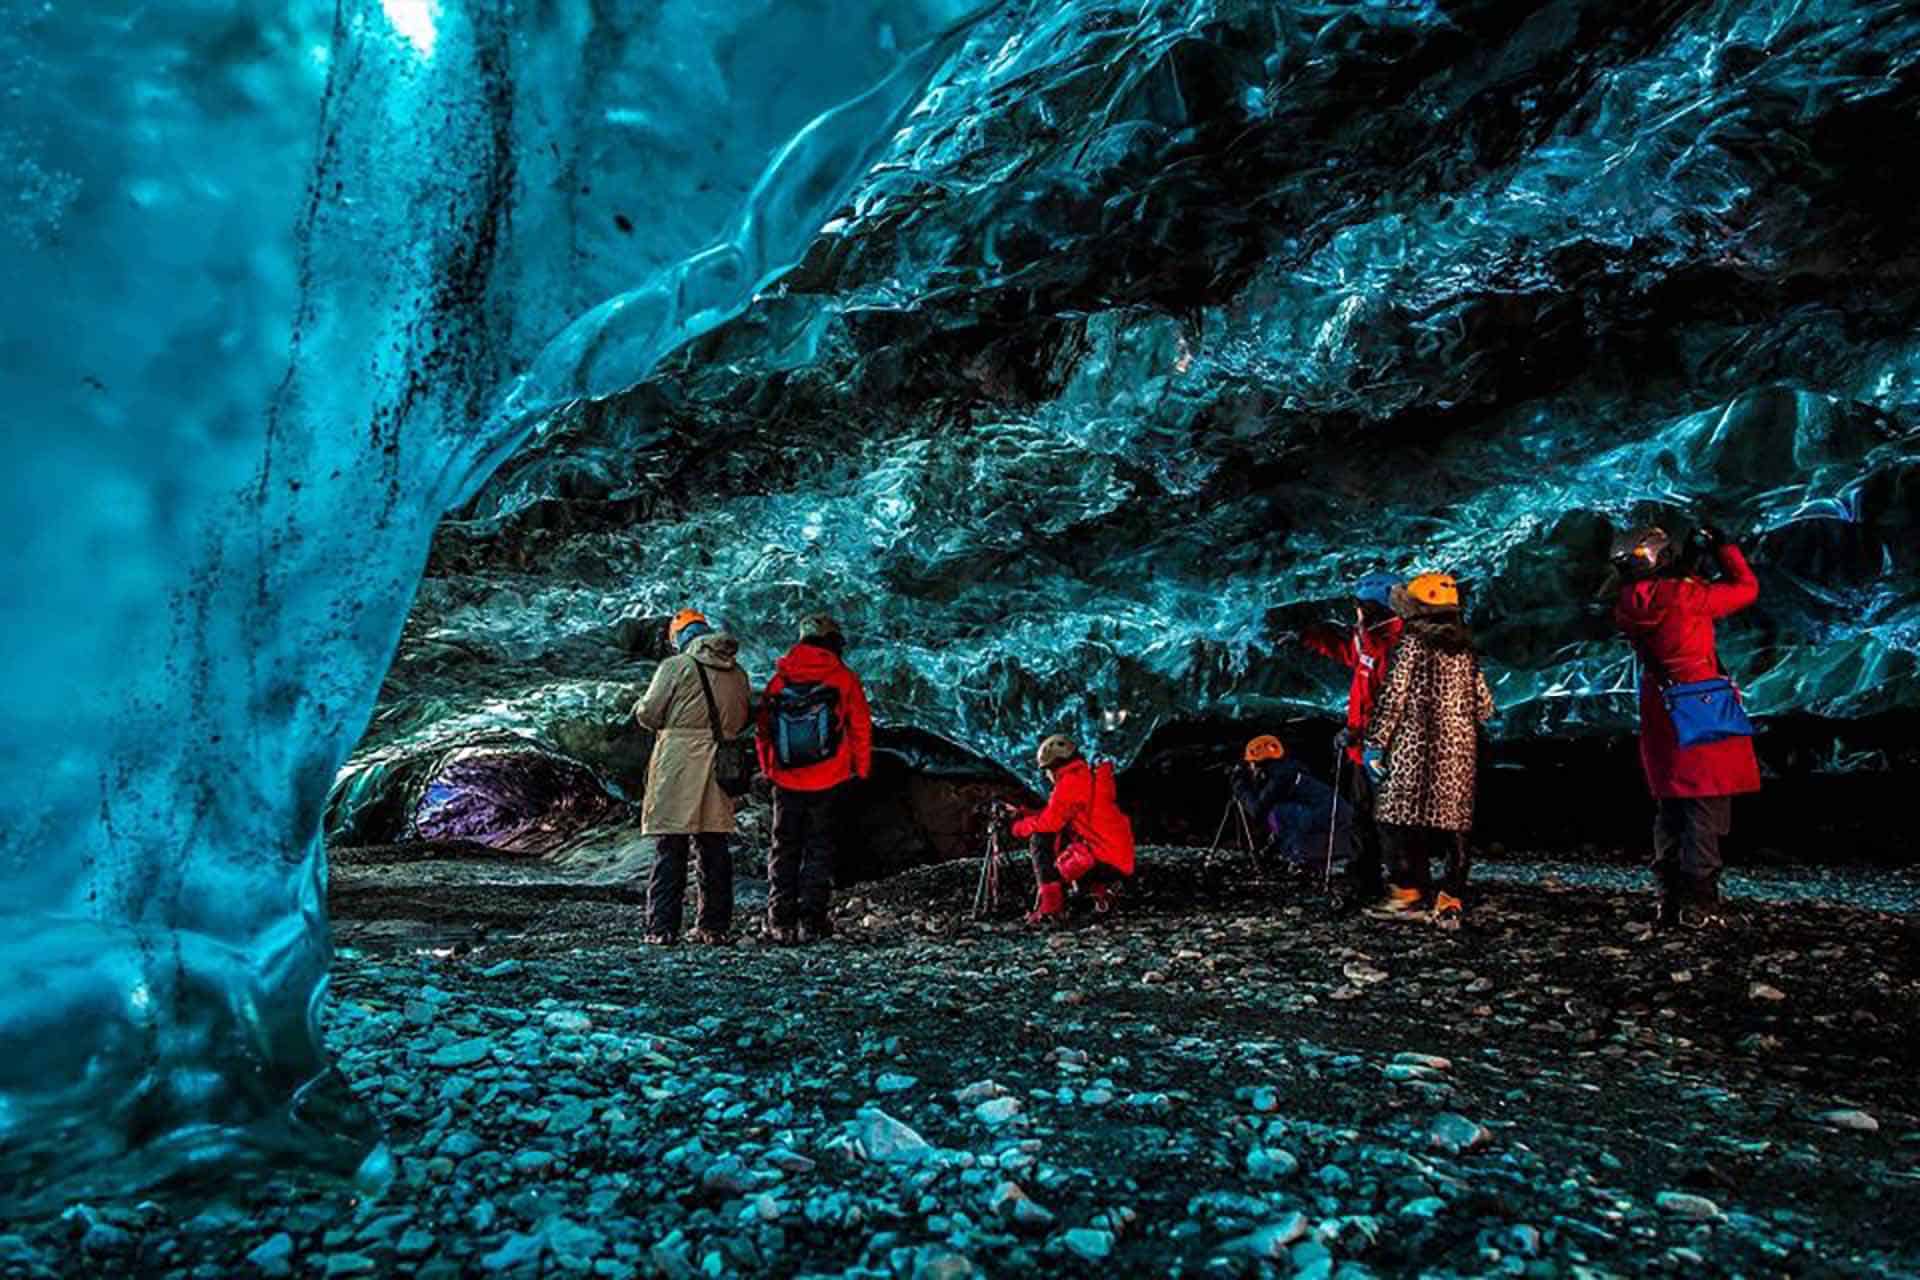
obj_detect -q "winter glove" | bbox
[1361,745,1386,785]
[1331,727,1351,752]
[1010,814,1036,840]
[1694,522,1730,551]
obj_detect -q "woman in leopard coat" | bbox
[1365,573,1495,921]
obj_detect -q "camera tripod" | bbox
[973,810,1013,918]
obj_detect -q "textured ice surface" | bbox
[0,0,987,1203]
[370,0,1920,798]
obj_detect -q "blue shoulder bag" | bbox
[1647,649,1755,749]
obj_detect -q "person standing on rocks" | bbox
[1011,735,1136,922]
[757,614,873,944]
[1364,573,1495,927]
[634,609,752,945]
[1301,572,1405,909]
[1613,523,1761,929]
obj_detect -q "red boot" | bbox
[1026,881,1066,924]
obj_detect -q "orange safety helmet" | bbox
[667,609,710,651]
[1243,735,1286,764]
[1405,572,1460,608]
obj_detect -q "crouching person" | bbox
[635,610,751,945]
[1233,735,1350,876]
[1011,735,1136,923]
[1365,574,1494,927]
[757,614,873,944]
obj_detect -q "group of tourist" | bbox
[634,521,1761,943]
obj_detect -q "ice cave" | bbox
[3,0,1917,1274]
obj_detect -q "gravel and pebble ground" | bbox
[9,847,1918,1278]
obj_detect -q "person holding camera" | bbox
[1231,735,1350,876]
[1301,572,1404,907]
[1613,523,1760,928]
[634,609,753,945]
[1010,735,1136,922]
[756,614,873,944]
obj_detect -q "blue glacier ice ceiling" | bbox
[0,0,991,1204]
[342,0,1920,849]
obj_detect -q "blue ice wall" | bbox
[0,0,988,1203]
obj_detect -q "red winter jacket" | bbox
[755,641,874,792]
[1302,617,1405,765]
[1615,545,1761,799]
[1012,757,1136,876]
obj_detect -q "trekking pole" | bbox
[1324,748,1344,892]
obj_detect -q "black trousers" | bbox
[1652,796,1730,905]
[1381,824,1470,899]
[1029,835,1123,887]
[646,833,733,936]
[1338,758,1384,897]
[769,786,838,928]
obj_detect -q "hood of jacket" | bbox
[688,631,740,669]
[775,640,847,682]
[1614,580,1677,639]
[1405,616,1475,653]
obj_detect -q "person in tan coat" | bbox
[634,610,752,943]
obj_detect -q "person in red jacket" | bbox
[1301,572,1404,908]
[1613,524,1761,928]
[1010,734,1137,923]
[755,614,873,944]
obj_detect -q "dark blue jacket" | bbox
[1232,759,1350,869]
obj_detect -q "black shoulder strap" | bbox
[691,660,725,743]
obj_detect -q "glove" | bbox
[1332,727,1351,752]
[1694,522,1730,550]
[1361,745,1386,785]
[1010,815,1035,840]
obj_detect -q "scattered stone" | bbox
[1656,1191,1724,1221]
[974,1096,1022,1127]
[875,1072,918,1094]
[1748,982,1787,1003]
[429,1038,494,1068]
[1816,1109,1880,1133]
[856,1108,934,1163]
[1225,1213,1309,1259]
[1427,1113,1490,1154]
[542,1009,593,1035]
[246,1233,295,1279]
[1247,1147,1300,1180]
[1061,1228,1114,1262]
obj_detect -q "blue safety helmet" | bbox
[1353,573,1399,609]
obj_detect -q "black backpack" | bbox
[772,681,843,769]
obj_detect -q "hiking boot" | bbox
[1431,892,1464,930]
[1089,882,1118,915]
[689,928,730,946]
[798,918,835,944]
[1026,881,1067,924]
[1366,886,1424,919]
[1678,903,1739,931]
[762,923,800,946]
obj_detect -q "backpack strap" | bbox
[691,660,725,744]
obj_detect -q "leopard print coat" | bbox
[1366,623,1495,832]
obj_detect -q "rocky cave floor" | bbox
[17,848,1920,1279]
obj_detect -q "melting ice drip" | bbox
[0,0,990,1206]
